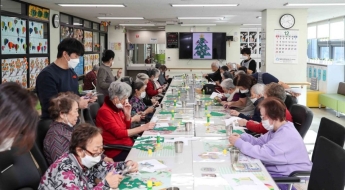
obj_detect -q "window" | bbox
[93,32,100,52]
[2,0,23,14]
[308,26,316,39]
[320,47,330,59]
[60,14,71,25]
[307,39,318,59]
[333,47,344,61]
[317,24,329,38]
[84,20,91,28]
[330,21,344,40]
[93,23,99,30]
[73,18,82,26]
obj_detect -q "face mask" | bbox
[64,114,73,127]
[153,78,158,81]
[250,98,257,103]
[0,137,14,152]
[242,55,249,60]
[221,73,224,78]
[240,89,249,94]
[140,91,146,99]
[116,103,123,109]
[65,56,79,69]
[224,93,230,98]
[262,119,274,131]
[81,151,101,168]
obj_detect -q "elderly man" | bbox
[230,83,265,122]
[202,61,222,85]
[114,68,123,81]
[83,65,99,90]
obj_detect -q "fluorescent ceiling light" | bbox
[178,17,224,19]
[171,4,239,7]
[242,24,261,26]
[98,17,144,19]
[58,4,125,7]
[119,24,154,26]
[284,3,345,6]
[181,24,216,26]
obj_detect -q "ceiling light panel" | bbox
[58,4,125,7]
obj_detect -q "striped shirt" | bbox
[43,121,73,165]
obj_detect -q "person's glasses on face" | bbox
[83,147,104,157]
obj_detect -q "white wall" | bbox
[108,27,126,75]
[49,9,60,62]
[128,31,165,44]
[262,9,308,82]
[165,25,241,69]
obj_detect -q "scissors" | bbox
[120,165,132,176]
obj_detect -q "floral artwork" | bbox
[61,26,73,40]
[73,29,84,42]
[1,16,27,54]
[83,54,99,73]
[29,57,49,87]
[84,31,93,51]
[1,58,28,87]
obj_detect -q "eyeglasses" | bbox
[83,148,104,157]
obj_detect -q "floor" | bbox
[294,108,345,190]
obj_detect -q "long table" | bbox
[124,76,279,190]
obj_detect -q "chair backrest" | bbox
[289,104,313,139]
[312,117,345,161]
[83,103,100,126]
[285,94,298,111]
[308,136,345,190]
[0,147,42,190]
[30,119,52,174]
[121,76,133,86]
[97,93,104,107]
[337,82,345,96]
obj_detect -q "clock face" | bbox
[53,14,60,28]
[280,14,295,29]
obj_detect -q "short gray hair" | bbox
[211,61,220,68]
[136,73,149,82]
[220,78,236,90]
[108,81,132,100]
[251,83,265,96]
[92,65,99,71]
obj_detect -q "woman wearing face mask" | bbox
[229,83,265,123]
[96,81,156,161]
[215,78,239,104]
[0,82,39,152]
[39,123,139,189]
[146,68,163,99]
[238,48,257,74]
[229,98,312,190]
[97,50,116,96]
[129,81,156,121]
[136,73,158,106]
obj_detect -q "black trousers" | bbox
[112,151,130,162]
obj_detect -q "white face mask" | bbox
[81,151,101,168]
[242,55,249,60]
[153,78,159,81]
[240,89,249,94]
[65,56,79,69]
[64,114,73,127]
[221,73,224,78]
[140,91,146,99]
[250,98,258,103]
[262,119,274,131]
[0,137,14,152]
[116,103,123,109]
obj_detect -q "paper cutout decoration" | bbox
[313,68,317,78]
[318,69,321,81]
[28,5,49,20]
[322,70,327,81]
[308,67,312,78]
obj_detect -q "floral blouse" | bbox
[38,153,126,190]
[129,96,147,116]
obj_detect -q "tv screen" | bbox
[179,32,226,60]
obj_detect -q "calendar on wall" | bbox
[274,29,299,64]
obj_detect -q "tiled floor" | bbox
[294,108,345,190]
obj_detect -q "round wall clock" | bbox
[52,14,60,28]
[280,14,295,29]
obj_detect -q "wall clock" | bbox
[52,14,60,28]
[280,14,295,29]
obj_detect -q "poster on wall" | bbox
[273,29,299,64]
[29,38,48,54]
[1,16,27,54]
[29,21,44,38]
[192,33,212,59]
[240,43,248,53]
[110,42,122,51]
[84,31,93,51]
[249,31,257,42]
[73,29,84,42]
[1,58,28,87]
[61,26,73,40]
[240,32,248,42]
[28,5,49,20]
[74,56,84,76]
[249,43,257,54]
[84,54,99,74]
[29,57,49,87]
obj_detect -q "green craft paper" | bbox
[166,95,178,98]
[233,130,244,135]
[218,130,226,133]
[119,177,146,189]
[136,136,165,143]
[164,100,174,103]
[210,111,226,116]
[159,111,173,115]
[132,143,156,152]
[201,97,212,101]
[153,126,177,131]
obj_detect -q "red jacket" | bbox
[246,108,293,134]
[95,96,133,158]
[146,80,159,97]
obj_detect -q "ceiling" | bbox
[15,0,345,30]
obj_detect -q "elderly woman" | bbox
[230,83,265,123]
[129,81,156,120]
[229,98,312,190]
[222,71,233,80]
[96,81,155,161]
[146,68,164,98]
[215,79,239,104]
[136,73,158,106]
[39,123,139,189]
[0,82,38,152]
[97,50,116,96]
[237,83,293,134]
